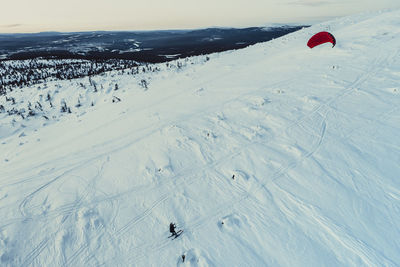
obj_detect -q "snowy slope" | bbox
[1,9,400,267]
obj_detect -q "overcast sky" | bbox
[1,0,399,33]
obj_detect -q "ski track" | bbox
[126,104,398,267]
[109,96,332,265]
[18,158,110,267]
[116,55,398,266]
[17,67,389,265]
[272,186,397,266]
[0,76,294,189]
[20,238,50,267]
[2,75,296,237]
[1,53,287,181]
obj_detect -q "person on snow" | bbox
[170,222,177,237]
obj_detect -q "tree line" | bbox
[0,59,140,95]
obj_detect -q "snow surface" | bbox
[1,9,400,267]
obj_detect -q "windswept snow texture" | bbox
[1,9,400,267]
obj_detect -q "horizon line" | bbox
[0,23,313,35]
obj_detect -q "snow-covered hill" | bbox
[1,9,399,267]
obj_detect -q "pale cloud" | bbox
[0,24,23,28]
[0,0,399,33]
[288,0,334,6]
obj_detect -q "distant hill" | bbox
[0,26,306,62]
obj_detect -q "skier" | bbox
[170,222,177,237]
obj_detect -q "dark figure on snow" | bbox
[170,222,177,237]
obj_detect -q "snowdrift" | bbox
[1,9,400,266]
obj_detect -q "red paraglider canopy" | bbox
[307,32,336,48]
